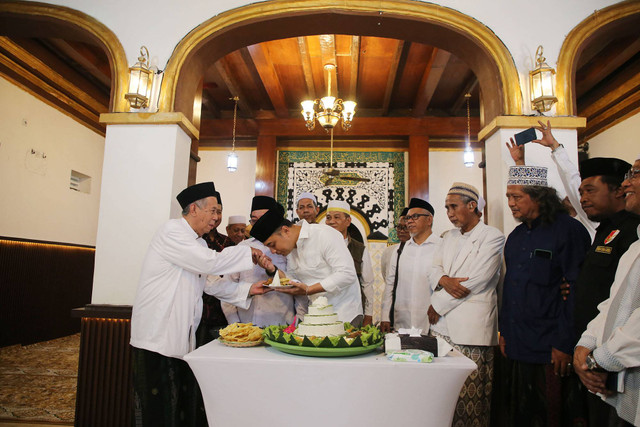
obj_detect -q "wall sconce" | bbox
[227,97,239,172]
[529,45,558,113]
[125,46,154,109]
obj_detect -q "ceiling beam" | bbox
[297,36,316,99]
[0,36,107,115]
[46,38,111,88]
[214,57,254,118]
[413,48,451,117]
[246,43,289,118]
[319,34,337,95]
[577,35,640,95]
[349,36,360,100]
[0,53,103,134]
[199,116,480,140]
[381,40,405,116]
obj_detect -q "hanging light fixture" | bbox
[529,45,558,113]
[227,96,239,172]
[463,93,474,168]
[125,46,154,109]
[301,64,356,131]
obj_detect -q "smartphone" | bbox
[514,128,537,146]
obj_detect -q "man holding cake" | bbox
[250,202,363,326]
[220,196,308,327]
[427,182,505,427]
[381,197,441,333]
[324,200,375,326]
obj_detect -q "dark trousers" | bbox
[132,347,207,427]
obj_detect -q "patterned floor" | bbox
[0,334,78,423]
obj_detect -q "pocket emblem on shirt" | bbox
[595,246,612,254]
[604,230,620,245]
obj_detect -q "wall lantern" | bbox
[125,46,154,109]
[529,45,558,113]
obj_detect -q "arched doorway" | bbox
[0,1,128,114]
[159,0,521,125]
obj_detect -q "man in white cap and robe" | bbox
[325,200,375,326]
[250,202,363,326]
[428,182,505,427]
[220,196,307,327]
[225,215,247,245]
[296,191,320,224]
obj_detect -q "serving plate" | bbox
[264,338,383,357]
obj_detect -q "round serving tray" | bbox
[264,338,383,357]
[218,338,263,347]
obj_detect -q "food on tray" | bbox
[219,322,263,342]
[265,276,290,286]
[294,296,345,337]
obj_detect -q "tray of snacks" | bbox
[218,323,264,347]
[264,275,294,289]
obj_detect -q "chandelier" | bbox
[301,64,356,131]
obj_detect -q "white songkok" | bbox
[327,200,351,216]
[227,215,246,225]
[296,192,317,205]
[507,165,548,187]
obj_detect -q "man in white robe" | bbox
[381,207,410,281]
[250,202,363,325]
[325,200,375,326]
[428,182,505,427]
[380,197,441,333]
[130,182,270,426]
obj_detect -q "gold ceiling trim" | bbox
[160,0,522,116]
[0,1,129,112]
[478,116,586,141]
[556,1,640,116]
[100,112,200,140]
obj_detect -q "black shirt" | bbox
[574,210,640,338]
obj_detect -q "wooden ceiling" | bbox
[0,28,638,146]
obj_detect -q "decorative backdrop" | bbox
[276,150,406,241]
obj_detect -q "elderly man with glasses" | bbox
[574,157,640,427]
[380,198,441,333]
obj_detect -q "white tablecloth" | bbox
[184,340,476,427]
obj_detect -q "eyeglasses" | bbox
[624,168,640,181]
[405,213,431,221]
[395,225,408,231]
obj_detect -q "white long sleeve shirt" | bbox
[287,221,362,323]
[220,238,307,327]
[381,243,399,282]
[345,237,375,316]
[577,227,640,426]
[130,218,254,358]
[381,233,441,331]
[551,145,598,241]
[429,221,505,346]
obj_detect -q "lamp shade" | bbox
[463,146,475,167]
[227,152,238,172]
[529,46,557,112]
[125,47,154,109]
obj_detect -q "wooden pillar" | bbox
[408,135,429,201]
[255,134,277,196]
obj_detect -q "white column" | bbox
[483,118,582,236]
[91,124,191,304]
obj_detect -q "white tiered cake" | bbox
[294,296,346,337]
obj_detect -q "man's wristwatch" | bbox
[585,352,599,370]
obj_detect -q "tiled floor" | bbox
[0,335,78,424]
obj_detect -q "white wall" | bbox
[428,149,484,236]
[586,112,640,162]
[195,148,257,228]
[0,76,104,245]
